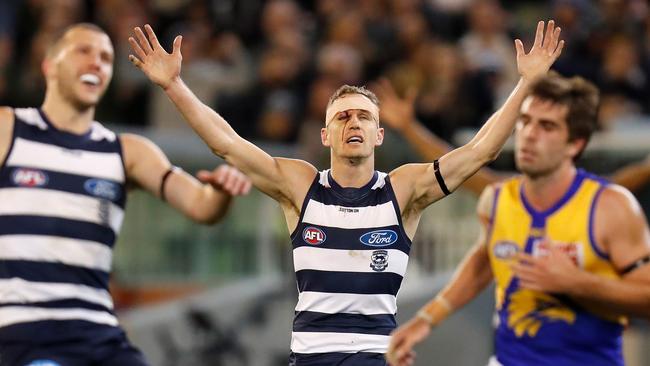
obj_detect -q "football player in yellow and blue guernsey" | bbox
[387,72,650,366]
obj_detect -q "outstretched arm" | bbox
[121,134,251,224]
[128,25,315,227]
[390,21,563,215]
[374,80,506,197]
[386,186,496,366]
[609,155,650,193]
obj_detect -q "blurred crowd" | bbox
[0,0,649,145]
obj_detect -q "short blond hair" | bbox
[327,85,379,108]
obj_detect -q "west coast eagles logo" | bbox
[370,250,389,272]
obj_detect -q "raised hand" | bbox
[373,78,417,132]
[128,24,183,89]
[197,165,252,196]
[515,20,564,82]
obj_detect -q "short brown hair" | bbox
[46,23,109,59]
[530,72,600,159]
[327,85,379,108]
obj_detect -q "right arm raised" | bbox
[128,25,316,217]
[0,107,14,165]
[386,185,496,366]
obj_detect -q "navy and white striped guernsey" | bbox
[289,170,411,365]
[0,108,127,343]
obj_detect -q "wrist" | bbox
[162,76,183,92]
[417,295,454,327]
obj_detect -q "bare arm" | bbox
[390,21,564,217]
[128,25,315,228]
[386,186,496,366]
[121,134,251,224]
[0,107,14,165]
[609,156,650,193]
[374,80,506,197]
[513,185,650,318]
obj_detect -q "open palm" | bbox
[515,20,564,82]
[373,78,417,132]
[128,24,182,89]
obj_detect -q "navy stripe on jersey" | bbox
[0,260,109,289]
[12,109,122,153]
[0,167,126,207]
[294,311,395,335]
[290,352,386,366]
[0,299,113,314]
[294,225,409,254]
[0,319,124,343]
[311,191,393,207]
[0,216,116,247]
[296,270,403,296]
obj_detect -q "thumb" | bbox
[172,35,183,55]
[514,39,525,58]
[196,169,212,183]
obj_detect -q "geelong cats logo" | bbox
[370,250,389,272]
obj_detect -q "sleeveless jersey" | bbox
[289,170,411,365]
[0,108,127,343]
[488,169,624,366]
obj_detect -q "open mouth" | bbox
[346,136,364,144]
[80,73,101,87]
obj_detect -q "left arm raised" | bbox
[391,21,564,212]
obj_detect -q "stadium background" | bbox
[1,0,649,365]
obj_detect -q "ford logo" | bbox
[359,230,398,247]
[84,179,120,201]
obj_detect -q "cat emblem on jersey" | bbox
[370,249,389,272]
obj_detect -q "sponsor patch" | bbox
[303,227,326,245]
[493,241,519,259]
[84,178,121,201]
[359,230,398,247]
[370,249,389,272]
[12,168,48,187]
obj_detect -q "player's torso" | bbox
[488,170,624,366]
[0,108,127,342]
[289,170,411,362]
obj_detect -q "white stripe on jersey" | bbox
[0,235,112,272]
[0,188,124,233]
[291,331,389,354]
[302,200,398,229]
[0,306,118,328]
[0,278,114,309]
[295,291,396,315]
[293,246,408,275]
[7,138,124,182]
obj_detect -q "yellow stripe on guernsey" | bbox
[488,171,625,340]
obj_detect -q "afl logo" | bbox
[303,227,326,245]
[493,241,519,259]
[12,168,48,187]
[360,230,398,247]
[84,179,121,201]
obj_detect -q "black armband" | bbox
[433,159,451,196]
[621,254,650,275]
[160,166,182,202]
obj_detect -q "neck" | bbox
[522,162,577,212]
[41,90,95,134]
[329,153,375,188]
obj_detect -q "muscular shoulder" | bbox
[477,184,498,222]
[0,107,14,132]
[597,185,642,218]
[119,133,168,174]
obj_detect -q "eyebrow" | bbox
[333,109,375,120]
